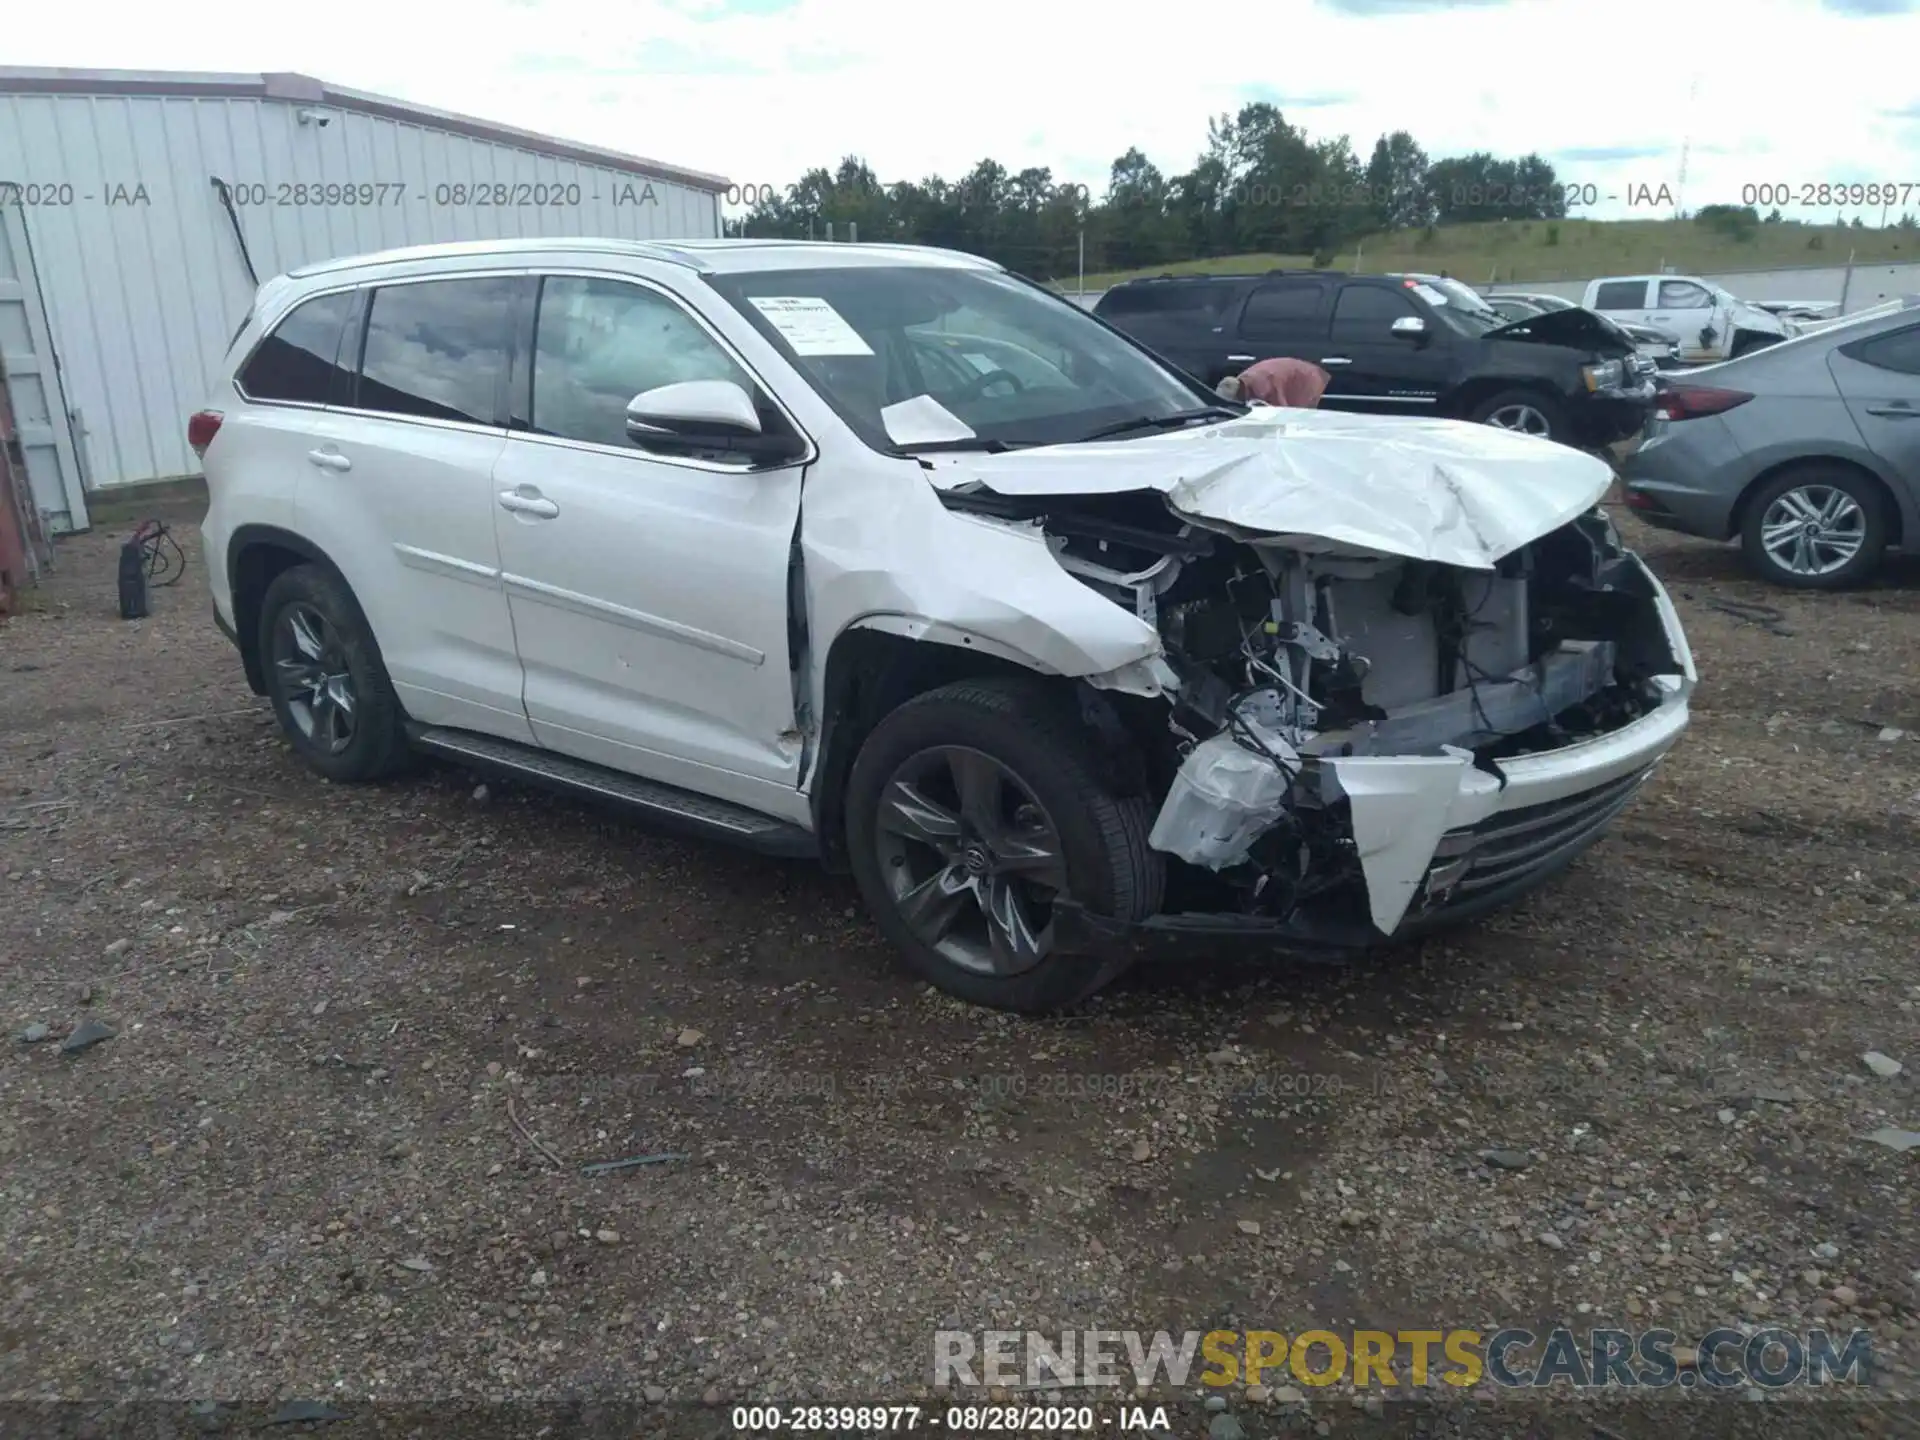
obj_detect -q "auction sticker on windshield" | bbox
[748,296,874,356]
[1410,283,1450,307]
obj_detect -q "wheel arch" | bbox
[1728,455,1906,548]
[227,526,365,697]
[805,622,1155,874]
[1453,375,1564,423]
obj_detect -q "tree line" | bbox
[724,104,1577,279]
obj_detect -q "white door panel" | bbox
[492,437,806,812]
[489,272,809,816]
[296,414,532,740]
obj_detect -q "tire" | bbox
[1731,332,1780,359]
[1468,389,1565,443]
[844,677,1162,1013]
[258,563,413,781]
[1739,466,1888,590]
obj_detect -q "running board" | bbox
[407,725,817,859]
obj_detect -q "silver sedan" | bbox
[1620,296,1920,588]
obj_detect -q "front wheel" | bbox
[844,678,1162,1013]
[1469,389,1565,443]
[1739,467,1888,589]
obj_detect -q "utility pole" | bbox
[1674,69,1701,219]
[1077,223,1085,298]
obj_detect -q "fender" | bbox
[841,613,1070,672]
[225,524,387,695]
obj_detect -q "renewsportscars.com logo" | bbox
[933,1327,1874,1391]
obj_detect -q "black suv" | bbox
[1093,270,1658,449]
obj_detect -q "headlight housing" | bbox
[1582,359,1624,392]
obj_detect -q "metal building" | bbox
[0,68,730,532]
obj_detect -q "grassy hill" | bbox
[1056,217,1920,293]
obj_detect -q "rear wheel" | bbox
[1469,389,1565,443]
[845,678,1161,1013]
[259,564,412,781]
[1739,466,1888,589]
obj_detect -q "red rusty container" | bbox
[0,376,39,619]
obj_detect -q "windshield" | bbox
[1410,277,1506,338]
[704,265,1213,452]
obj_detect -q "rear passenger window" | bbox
[1846,323,1920,376]
[357,277,517,425]
[1591,281,1648,311]
[238,292,355,404]
[1099,284,1232,319]
[1239,283,1328,338]
[530,276,755,449]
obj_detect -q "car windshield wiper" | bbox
[1075,406,1240,443]
[893,437,1016,455]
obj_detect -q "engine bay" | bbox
[938,484,1687,934]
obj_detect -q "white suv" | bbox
[196,238,1696,1012]
[1582,275,1790,364]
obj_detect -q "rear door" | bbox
[1320,284,1453,414]
[1831,321,1920,513]
[1095,283,1236,381]
[1589,278,1654,331]
[1228,279,1332,390]
[290,273,534,742]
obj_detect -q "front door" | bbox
[1320,284,1452,415]
[490,272,808,820]
[1647,279,1721,362]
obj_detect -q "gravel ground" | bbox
[2,505,1917,1438]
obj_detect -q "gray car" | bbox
[1620,296,1920,588]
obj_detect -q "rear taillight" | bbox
[1655,385,1752,422]
[187,410,223,458]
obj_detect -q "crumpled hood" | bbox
[1484,306,1633,356]
[1727,298,1788,333]
[922,407,1615,570]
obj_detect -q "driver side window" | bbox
[531,276,757,449]
[1657,280,1713,310]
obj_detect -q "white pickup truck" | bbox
[1582,275,1791,365]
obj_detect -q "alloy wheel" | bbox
[1485,403,1552,438]
[272,603,358,754]
[1759,484,1864,578]
[871,745,1068,977]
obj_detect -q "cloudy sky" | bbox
[13,0,1920,221]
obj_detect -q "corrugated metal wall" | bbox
[0,89,724,501]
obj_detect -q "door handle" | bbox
[498,490,559,518]
[1319,357,1353,365]
[1864,404,1920,419]
[1227,353,1256,363]
[306,448,351,472]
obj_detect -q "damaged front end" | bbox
[937,481,1695,960]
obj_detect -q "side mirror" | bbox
[625,380,804,463]
[1391,316,1427,338]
